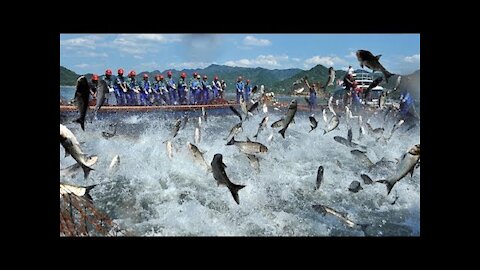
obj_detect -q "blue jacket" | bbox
[140,80,150,93]
[166,78,176,90]
[114,76,126,89]
[236,82,244,93]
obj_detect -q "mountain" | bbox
[273,64,347,95]
[60,66,80,86]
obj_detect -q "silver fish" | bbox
[254,116,269,139]
[60,155,98,178]
[325,67,335,88]
[92,79,108,120]
[270,118,284,128]
[195,127,201,144]
[350,149,374,168]
[246,154,260,172]
[73,76,90,131]
[60,182,97,202]
[312,204,369,231]
[108,155,120,175]
[315,166,324,191]
[356,50,394,82]
[348,181,363,193]
[279,99,298,138]
[166,140,174,160]
[226,137,268,155]
[224,122,243,140]
[60,124,94,178]
[229,106,243,121]
[171,118,182,138]
[323,115,339,135]
[211,154,246,204]
[309,114,318,133]
[187,142,211,172]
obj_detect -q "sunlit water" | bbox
[60,101,420,236]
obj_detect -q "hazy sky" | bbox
[60,34,420,75]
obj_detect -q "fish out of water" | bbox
[171,118,182,138]
[254,116,268,139]
[309,114,318,133]
[248,101,259,114]
[166,140,174,160]
[60,182,97,202]
[279,99,298,138]
[202,107,207,122]
[187,142,211,172]
[198,116,202,128]
[333,136,367,150]
[60,124,94,178]
[365,77,383,97]
[60,155,98,178]
[267,132,274,142]
[348,181,363,193]
[224,122,243,140]
[360,174,374,185]
[315,166,324,191]
[350,149,374,168]
[312,204,369,232]
[246,154,260,172]
[211,154,246,204]
[262,103,268,114]
[73,76,90,131]
[271,118,284,128]
[388,119,405,139]
[375,144,420,195]
[325,67,335,88]
[347,127,353,143]
[229,106,243,121]
[323,115,339,135]
[92,79,108,120]
[328,96,336,116]
[294,87,305,94]
[195,127,201,144]
[226,137,268,155]
[108,155,120,175]
[322,109,329,123]
[356,49,394,82]
[240,96,249,120]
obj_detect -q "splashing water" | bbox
[60,106,420,236]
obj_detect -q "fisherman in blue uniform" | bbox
[139,73,151,106]
[244,79,252,102]
[177,72,188,105]
[102,69,114,105]
[113,68,127,105]
[236,76,244,104]
[126,70,139,105]
[166,71,177,105]
[201,75,210,104]
[399,89,417,120]
[304,78,316,112]
[188,72,198,104]
[211,76,221,100]
[191,74,202,104]
[157,75,169,105]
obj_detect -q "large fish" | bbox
[73,76,90,131]
[202,107,207,122]
[323,115,339,135]
[60,182,97,202]
[279,99,298,138]
[312,204,369,232]
[309,114,318,133]
[240,96,250,120]
[253,116,268,139]
[270,118,284,128]
[92,79,108,120]
[211,154,246,204]
[350,150,374,168]
[187,142,211,172]
[195,127,201,144]
[328,96,336,116]
[248,101,259,114]
[108,155,120,175]
[324,67,335,88]
[333,136,367,150]
[171,118,182,138]
[315,166,324,191]
[294,87,305,94]
[246,154,260,172]
[356,50,394,82]
[226,137,268,155]
[224,122,243,140]
[60,155,98,179]
[251,85,258,94]
[375,144,420,195]
[60,124,94,178]
[348,181,363,193]
[229,106,243,122]
[322,109,329,123]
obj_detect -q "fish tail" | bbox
[376,179,395,195]
[226,137,235,145]
[81,164,94,179]
[74,118,85,131]
[278,128,286,138]
[228,184,246,204]
[323,129,327,135]
[383,70,394,83]
[84,184,97,202]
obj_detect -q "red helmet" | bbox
[92,74,99,81]
[246,79,250,83]
[167,71,172,76]
[143,73,149,78]
[193,72,198,77]
[118,68,124,75]
[238,76,243,81]
[181,72,186,78]
[105,69,112,76]
[214,76,218,81]
[203,75,207,79]
[159,75,164,80]
[129,70,136,77]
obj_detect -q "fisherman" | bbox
[201,75,210,104]
[177,72,188,105]
[156,74,169,105]
[351,83,363,113]
[166,71,177,105]
[236,76,244,104]
[244,79,252,102]
[102,69,114,105]
[189,72,199,104]
[126,70,139,105]
[89,74,99,101]
[304,78,316,112]
[192,74,202,104]
[347,65,354,75]
[139,73,151,106]
[220,79,226,99]
[398,88,419,124]
[211,76,221,100]
[113,68,128,105]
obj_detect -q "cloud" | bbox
[345,51,357,58]
[74,63,90,68]
[140,61,160,69]
[243,35,271,46]
[60,35,101,49]
[168,62,212,69]
[133,55,144,59]
[304,55,348,68]
[112,34,182,55]
[224,54,291,69]
[403,54,420,63]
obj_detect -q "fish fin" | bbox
[278,128,286,138]
[84,184,97,201]
[360,174,373,185]
[323,129,327,135]
[74,118,85,131]
[376,180,395,195]
[410,166,415,178]
[82,164,94,179]
[308,127,314,133]
[229,184,246,205]
[226,137,235,146]
[221,162,227,168]
[375,54,382,60]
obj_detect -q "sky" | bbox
[60,34,420,75]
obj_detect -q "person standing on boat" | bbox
[220,79,226,99]
[177,72,188,105]
[102,69,114,105]
[188,72,198,104]
[304,78,316,112]
[211,76,221,100]
[166,71,177,105]
[157,74,170,105]
[244,79,252,102]
[89,74,99,102]
[347,65,354,75]
[126,70,139,105]
[201,75,210,104]
[114,68,128,105]
[351,83,363,113]
[139,73,151,106]
[236,76,244,104]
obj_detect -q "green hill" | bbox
[60,66,80,86]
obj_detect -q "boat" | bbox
[352,70,386,108]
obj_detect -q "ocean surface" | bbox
[60,87,420,236]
